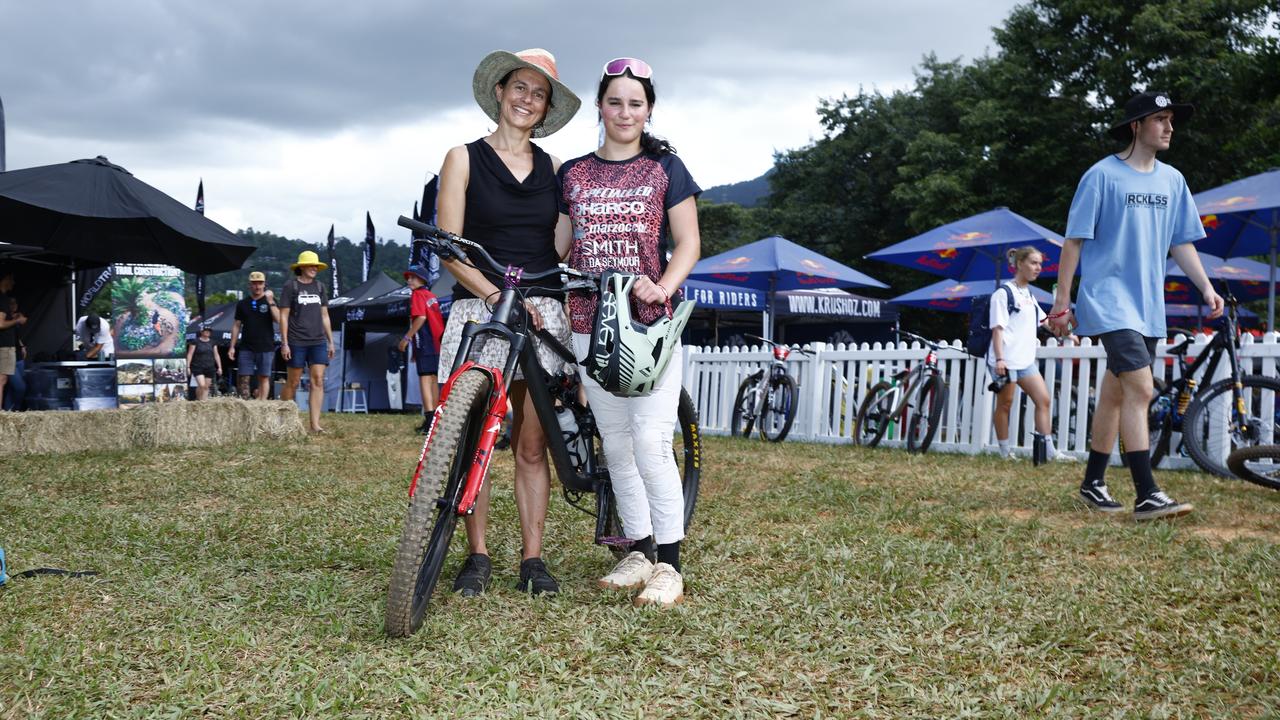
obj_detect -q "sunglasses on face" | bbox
[602,57,653,80]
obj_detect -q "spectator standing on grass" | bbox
[435,48,581,598]
[229,270,280,400]
[74,311,114,362]
[3,297,27,410]
[397,265,445,435]
[0,269,26,410]
[1050,91,1222,521]
[988,246,1074,462]
[557,57,701,607]
[279,251,335,434]
[186,325,221,400]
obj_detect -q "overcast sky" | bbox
[0,0,1020,247]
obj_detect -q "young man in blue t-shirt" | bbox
[1049,91,1223,521]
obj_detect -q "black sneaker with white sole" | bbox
[1078,482,1125,513]
[1133,491,1194,521]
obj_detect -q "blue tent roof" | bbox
[689,235,888,292]
[889,278,1053,313]
[1194,168,1280,258]
[866,207,1064,280]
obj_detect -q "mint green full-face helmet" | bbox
[585,271,695,397]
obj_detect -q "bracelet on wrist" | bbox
[656,282,670,301]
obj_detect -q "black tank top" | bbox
[455,139,561,300]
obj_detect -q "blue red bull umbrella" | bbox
[889,278,1053,314]
[1194,168,1280,330]
[1166,303,1259,330]
[866,207,1064,281]
[688,235,888,292]
[1163,254,1278,304]
[687,235,888,340]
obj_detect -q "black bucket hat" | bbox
[1109,91,1194,143]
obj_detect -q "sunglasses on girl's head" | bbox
[602,57,653,80]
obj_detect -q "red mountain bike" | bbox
[384,218,701,638]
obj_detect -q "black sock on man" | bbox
[1125,449,1158,498]
[631,535,656,563]
[657,541,681,573]
[1082,450,1111,488]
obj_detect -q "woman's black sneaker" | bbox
[1078,482,1125,513]
[517,558,559,596]
[1133,491,1194,521]
[452,553,491,596]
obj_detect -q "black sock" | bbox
[631,536,655,562]
[1083,450,1110,488]
[1126,450,1158,499]
[657,541,681,573]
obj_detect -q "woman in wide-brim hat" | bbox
[433,48,580,598]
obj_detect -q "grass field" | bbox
[2,413,1278,718]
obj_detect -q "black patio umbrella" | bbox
[0,156,255,273]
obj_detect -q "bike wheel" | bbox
[384,369,491,638]
[759,375,798,442]
[603,387,703,557]
[853,381,895,447]
[905,375,946,454]
[1182,375,1280,478]
[1147,380,1173,469]
[1226,444,1280,491]
[730,375,761,438]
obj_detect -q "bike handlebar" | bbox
[744,334,815,355]
[896,329,945,350]
[397,216,599,291]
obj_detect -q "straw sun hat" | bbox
[472,48,581,138]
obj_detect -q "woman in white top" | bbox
[988,246,1070,461]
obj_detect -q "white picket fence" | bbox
[682,333,1280,467]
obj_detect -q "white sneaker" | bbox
[1052,451,1079,463]
[598,551,654,591]
[633,562,684,608]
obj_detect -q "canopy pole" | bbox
[338,321,347,411]
[1269,212,1277,334]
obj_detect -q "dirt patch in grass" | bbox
[1189,525,1280,545]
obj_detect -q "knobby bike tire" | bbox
[1148,382,1174,469]
[731,375,761,438]
[853,381,895,448]
[906,374,946,454]
[1181,375,1280,478]
[759,374,798,443]
[385,369,491,638]
[1226,444,1280,491]
[604,388,703,557]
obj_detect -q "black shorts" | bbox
[1096,330,1158,375]
[415,352,439,377]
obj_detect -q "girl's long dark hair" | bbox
[596,69,675,156]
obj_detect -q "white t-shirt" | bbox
[986,282,1045,371]
[75,316,115,357]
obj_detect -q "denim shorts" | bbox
[989,363,1041,383]
[286,343,329,368]
[237,350,275,377]
[1097,330,1157,375]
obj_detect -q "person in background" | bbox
[75,311,114,362]
[0,271,26,410]
[1050,90,1221,520]
[186,324,222,400]
[398,264,445,435]
[988,246,1074,462]
[279,251,335,434]
[2,297,27,410]
[229,270,280,400]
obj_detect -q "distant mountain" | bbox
[700,169,772,207]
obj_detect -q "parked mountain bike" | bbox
[384,218,701,639]
[1227,444,1280,491]
[853,330,948,453]
[1147,292,1280,477]
[730,334,812,442]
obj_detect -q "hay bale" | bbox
[6,398,306,455]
